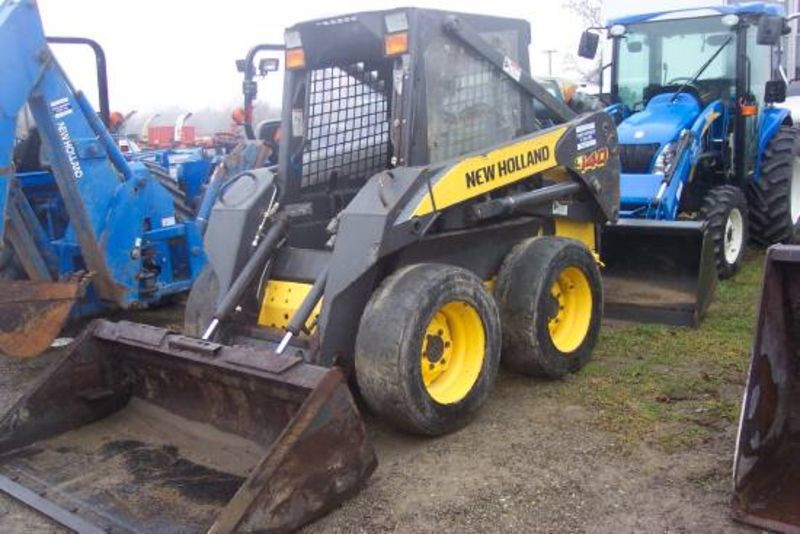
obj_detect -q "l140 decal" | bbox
[574,146,609,172]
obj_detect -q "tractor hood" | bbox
[618,93,701,146]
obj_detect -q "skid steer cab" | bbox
[578,4,800,326]
[0,6,620,532]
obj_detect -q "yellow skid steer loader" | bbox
[0,8,620,531]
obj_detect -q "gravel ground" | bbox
[308,370,748,533]
[0,304,754,533]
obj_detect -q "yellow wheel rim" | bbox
[420,301,485,405]
[547,267,592,353]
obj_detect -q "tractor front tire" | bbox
[184,265,220,337]
[495,237,602,378]
[748,126,800,245]
[699,185,748,280]
[354,263,501,436]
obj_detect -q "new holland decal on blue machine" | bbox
[50,97,84,180]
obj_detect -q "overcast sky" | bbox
[36,0,594,113]
[36,0,712,114]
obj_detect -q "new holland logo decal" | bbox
[410,127,565,217]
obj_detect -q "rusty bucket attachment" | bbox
[733,245,800,532]
[0,277,87,358]
[601,219,717,327]
[0,320,376,533]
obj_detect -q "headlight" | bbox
[652,142,676,175]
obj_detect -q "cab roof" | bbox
[607,2,783,27]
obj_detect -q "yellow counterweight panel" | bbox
[258,280,322,332]
[412,127,566,217]
[554,218,596,253]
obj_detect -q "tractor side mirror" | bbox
[259,58,280,76]
[578,31,599,59]
[235,59,247,73]
[757,15,784,45]
[764,80,787,103]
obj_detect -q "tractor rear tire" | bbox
[354,263,501,436]
[495,237,602,378]
[699,185,748,280]
[183,265,220,337]
[748,126,800,245]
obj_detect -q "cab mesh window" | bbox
[301,64,391,188]
[424,31,524,163]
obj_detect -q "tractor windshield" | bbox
[615,16,737,108]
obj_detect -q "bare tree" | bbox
[562,0,603,85]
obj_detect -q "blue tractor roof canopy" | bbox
[607,2,784,27]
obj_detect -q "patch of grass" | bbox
[558,247,764,451]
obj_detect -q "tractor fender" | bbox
[755,107,792,182]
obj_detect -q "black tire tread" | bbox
[183,265,219,337]
[747,126,799,245]
[355,263,501,436]
[698,185,748,280]
[495,236,602,378]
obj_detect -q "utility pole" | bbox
[543,49,557,77]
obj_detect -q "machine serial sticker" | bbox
[552,201,568,216]
[161,216,176,227]
[576,122,597,150]
[291,109,305,137]
[574,146,609,172]
[502,56,522,82]
[50,97,73,119]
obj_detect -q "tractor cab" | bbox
[601,5,786,217]
[576,4,799,326]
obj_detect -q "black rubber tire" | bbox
[495,237,602,378]
[354,263,501,436]
[183,265,220,337]
[748,126,800,245]
[698,185,748,280]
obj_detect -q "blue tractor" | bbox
[577,3,799,325]
[0,3,216,357]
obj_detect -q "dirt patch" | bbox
[306,371,748,533]
[0,351,750,533]
[0,255,762,532]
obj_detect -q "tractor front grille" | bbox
[619,143,659,174]
[301,64,391,189]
